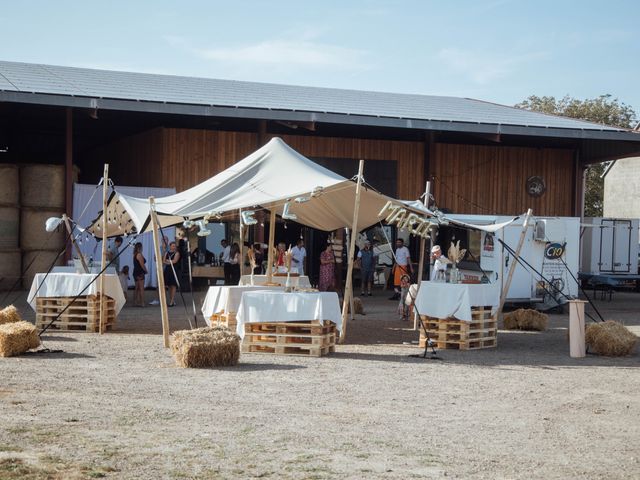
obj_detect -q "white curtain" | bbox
[73,184,176,288]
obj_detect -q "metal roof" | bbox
[0,60,638,141]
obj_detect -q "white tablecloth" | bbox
[27,273,126,314]
[235,291,342,338]
[201,285,285,321]
[238,274,311,288]
[413,281,500,322]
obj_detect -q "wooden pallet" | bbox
[419,307,497,350]
[35,295,116,332]
[242,321,336,357]
[209,312,237,331]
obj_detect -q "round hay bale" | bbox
[0,320,40,357]
[171,326,240,368]
[502,308,548,331]
[0,305,22,325]
[20,208,65,251]
[0,164,19,206]
[0,206,20,249]
[20,164,65,209]
[585,320,637,357]
[22,250,64,290]
[0,249,21,291]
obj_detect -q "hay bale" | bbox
[0,305,22,325]
[0,321,40,357]
[502,308,548,331]
[171,326,240,368]
[585,320,637,357]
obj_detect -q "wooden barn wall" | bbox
[431,143,575,216]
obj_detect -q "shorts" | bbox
[361,268,374,282]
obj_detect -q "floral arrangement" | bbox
[447,240,467,265]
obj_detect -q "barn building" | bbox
[1,60,640,285]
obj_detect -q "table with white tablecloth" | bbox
[238,274,311,288]
[413,281,499,322]
[235,290,342,338]
[201,285,285,325]
[27,273,126,314]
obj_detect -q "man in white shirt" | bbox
[291,239,307,275]
[390,238,412,300]
[430,245,448,281]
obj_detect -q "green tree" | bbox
[515,94,637,216]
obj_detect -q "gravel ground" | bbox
[1,288,639,479]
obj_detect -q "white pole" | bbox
[239,208,244,279]
[414,181,431,330]
[340,160,365,344]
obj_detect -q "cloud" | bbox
[164,35,368,72]
[437,47,548,84]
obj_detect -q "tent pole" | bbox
[495,208,533,320]
[266,209,276,283]
[340,159,364,344]
[62,213,89,273]
[150,197,171,348]
[239,208,244,279]
[99,164,109,334]
[414,180,431,330]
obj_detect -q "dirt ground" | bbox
[1,286,639,479]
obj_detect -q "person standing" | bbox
[107,236,123,273]
[276,242,287,269]
[291,238,307,275]
[390,238,412,300]
[229,242,241,285]
[357,240,377,296]
[430,245,448,281]
[163,241,181,306]
[252,243,264,274]
[132,242,147,307]
[319,243,335,291]
[221,239,231,285]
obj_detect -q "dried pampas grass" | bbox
[171,326,240,368]
[585,320,637,357]
[503,308,548,331]
[0,321,41,357]
[0,305,22,325]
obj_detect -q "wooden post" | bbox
[495,208,533,320]
[99,164,109,334]
[239,208,244,278]
[414,181,431,329]
[266,209,276,283]
[340,160,365,344]
[62,214,89,273]
[150,197,171,348]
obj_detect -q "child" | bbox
[119,265,130,302]
[398,274,411,320]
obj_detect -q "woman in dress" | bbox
[229,242,241,285]
[318,243,335,291]
[163,241,181,307]
[132,242,147,307]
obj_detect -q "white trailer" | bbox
[580,217,639,276]
[437,215,581,307]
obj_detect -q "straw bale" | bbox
[0,321,40,357]
[502,308,548,331]
[0,305,22,325]
[171,326,240,368]
[585,320,637,357]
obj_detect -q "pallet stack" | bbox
[419,307,497,350]
[35,294,116,332]
[242,320,336,357]
[209,312,238,331]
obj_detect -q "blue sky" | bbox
[1,0,639,114]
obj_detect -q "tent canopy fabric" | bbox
[86,137,521,237]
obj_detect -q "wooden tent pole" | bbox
[239,208,244,279]
[150,197,171,347]
[340,159,365,344]
[266,209,276,283]
[414,181,431,330]
[62,214,89,273]
[495,208,533,320]
[99,164,109,334]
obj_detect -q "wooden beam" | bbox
[99,164,109,334]
[62,214,88,273]
[150,197,171,347]
[266,209,276,283]
[340,160,365,343]
[414,180,431,330]
[239,208,244,278]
